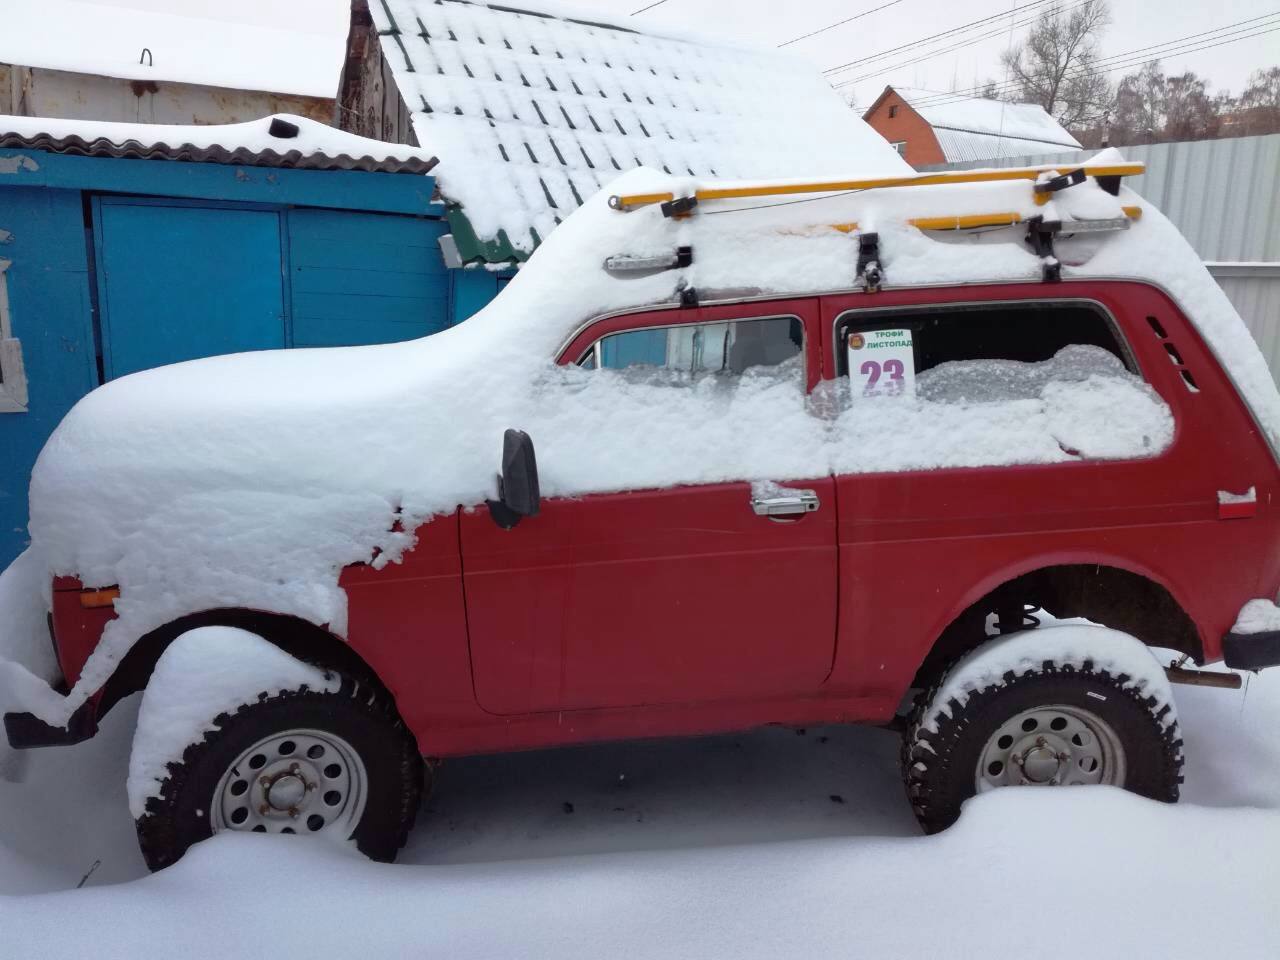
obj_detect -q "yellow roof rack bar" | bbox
[828,205,1143,235]
[609,163,1146,212]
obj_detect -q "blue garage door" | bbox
[94,200,452,380]
[287,208,450,347]
[95,199,287,379]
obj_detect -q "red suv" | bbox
[6,182,1280,872]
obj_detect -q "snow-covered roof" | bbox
[900,90,1082,162]
[0,0,344,99]
[0,114,437,173]
[364,0,908,261]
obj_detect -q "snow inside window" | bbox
[829,302,1174,468]
[581,316,803,379]
[0,259,28,414]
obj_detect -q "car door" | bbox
[458,298,838,715]
[818,283,1243,704]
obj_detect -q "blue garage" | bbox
[0,115,508,567]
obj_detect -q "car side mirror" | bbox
[486,429,541,529]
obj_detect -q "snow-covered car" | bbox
[3,159,1280,870]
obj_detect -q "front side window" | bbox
[581,316,803,379]
[533,314,817,496]
[830,301,1173,470]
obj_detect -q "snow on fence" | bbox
[923,134,1280,385]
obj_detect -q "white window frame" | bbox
[891,141,907,156]
[0,259,28,413]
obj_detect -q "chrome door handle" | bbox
[751,490,820,517]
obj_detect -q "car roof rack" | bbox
[607,162,1145,215]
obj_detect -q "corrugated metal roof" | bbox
[0,114,438,174]
[932,128,1083,163]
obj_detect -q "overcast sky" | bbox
[84,0,1279,107]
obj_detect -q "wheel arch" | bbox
[98,609,394,718]
[910,555,1203,692]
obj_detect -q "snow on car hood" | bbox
[4,160,1278,725]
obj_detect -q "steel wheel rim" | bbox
[975,703,1126,793]
[212,728,368,839]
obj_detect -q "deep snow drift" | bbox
[1,158,1277,730]
[1,665,1278,960]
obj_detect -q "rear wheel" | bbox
[902,648,1183,833]
[135,680,424,871]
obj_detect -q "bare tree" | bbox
[1109,62,1168,145]
[1162,72,1221,141]
[1235,67,1280,136]
[1107,61,1244,145]
[1001,0,1112,130]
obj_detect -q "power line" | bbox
[909,10,1280,104]
[905,13,1280,107]
[906,20,1280,110]
[630,0,672,14]
[833,0,1092,87]
[821,0,1058,76]
[777,0,905,48]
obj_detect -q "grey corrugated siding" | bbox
[922,135,1280,383]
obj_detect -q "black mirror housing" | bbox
[486,429,540,529]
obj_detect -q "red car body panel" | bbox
[46,281,1280,758]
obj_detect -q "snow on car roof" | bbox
[0,0,344,99]
[0,113,438,173]
[4,157,1277,728]
[368,0,909,256]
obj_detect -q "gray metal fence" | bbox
[923,135,1280,383]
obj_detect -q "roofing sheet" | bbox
[0,114,438,174]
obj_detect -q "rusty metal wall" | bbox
[3,63,334,127]
[923,135,1280,384]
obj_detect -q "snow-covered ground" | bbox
[1,666,1277,959]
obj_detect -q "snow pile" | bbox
[1,158,1275,728]
[923,625,1176,734]
[1233,599,1280,635]
[1,789,1278,960]
[376,0,910,249]
[0,0,345,98]
[0,114,435,167]
[2,648,1279,952]
[125,627,338,819]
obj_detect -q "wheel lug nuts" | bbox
[258,804,269,815]
[1036,737,1047,748]
[259,776,270,786]
[1056,752,1070,761]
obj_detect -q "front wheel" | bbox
[902,630,1183,833]
[135,681,424,871]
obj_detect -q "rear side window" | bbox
[581,316,803,379]
[834,302,1135,380]
[830,300,1173,470]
